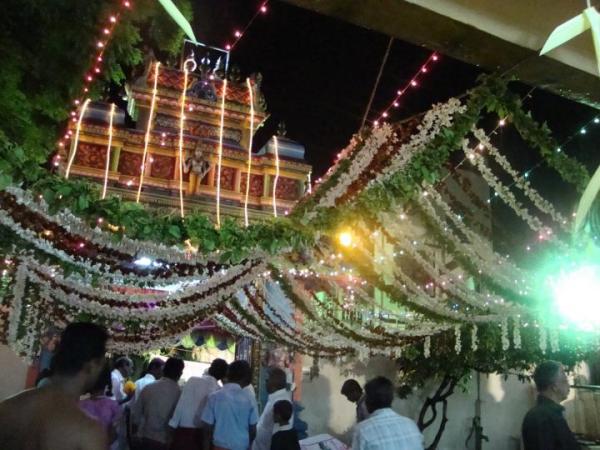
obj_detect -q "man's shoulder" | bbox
[359,409,418,430]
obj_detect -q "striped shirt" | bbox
[352,408,424,450]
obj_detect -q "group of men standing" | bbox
[340,360,581,450]
[110,355,299,450]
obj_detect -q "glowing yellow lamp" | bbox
[338,231,353,247]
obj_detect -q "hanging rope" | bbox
[359,36,394,131]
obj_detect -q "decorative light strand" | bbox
[373,52,439,126]
[226,1,270,51]
[57,1,131,152]
[65,98,91,179]
[177,59,196,218]
[244,78,255,227]
[272,136,280,218]
[101,103,116,199]
[216,79,228,228]
[489,113,600,204]
[136,62,161,202]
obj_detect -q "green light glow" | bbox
[551,264,600,330]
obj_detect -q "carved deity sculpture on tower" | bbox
[184,140,212,195]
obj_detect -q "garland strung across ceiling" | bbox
[0,73,596,363]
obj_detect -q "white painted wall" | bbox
[0,344,28,400]
[300,356,591,450]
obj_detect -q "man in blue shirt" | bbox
[201,360,258,450]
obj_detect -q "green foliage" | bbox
[0,0,192,163]
[397,323,593,391]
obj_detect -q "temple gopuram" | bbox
[60,57,311,219]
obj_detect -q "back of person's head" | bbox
[267,367,287,393]
[147,358,164,377]
[273,400,293,425]
[163,357,184,381]
[364,376,394,413]
[227,360,251,385]
[89,364,111,395]
[533,360,563,392]
[114,356,132,370]
[52,322,108,377]
[341,379,362,396]
[208,358,228,380]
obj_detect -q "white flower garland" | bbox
[374,98,467,183]
[539,327,548,354]
[464,138,568,251]
[501,318,510,351]
[387,220,520,316]
[513,316,522,349]
[424,336,431,358]
[18,260,264,322]
[473,129,568,231]
[0,208,210,286]
[307,124,395,218]
[6,187,219,265]
[471,325,478,352]
[422,188,529,290]
[7,264,27,344]
[454,325,462,353]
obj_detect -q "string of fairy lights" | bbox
[55,0,133,164]
[373,52,439,126]
[488,113,600,204]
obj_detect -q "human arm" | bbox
[351,427,362,450]
[200,395,216,450]
[253,407,274,450]
[249,400,259,447]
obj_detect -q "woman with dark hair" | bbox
[80,365,122,448]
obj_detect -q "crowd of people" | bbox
[0,322,585,450]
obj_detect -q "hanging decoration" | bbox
[137,62,161,202]
[244,78,255,227]
[177,58,196,218]
[157,0,198,43]
[64,99,91,179]
[101,103,116,200]
[215,79,228,228]
[540,4,600,76]
[272,136,280,217]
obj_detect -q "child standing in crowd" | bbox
[270,400,300,450]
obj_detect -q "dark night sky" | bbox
[191,0,600,252]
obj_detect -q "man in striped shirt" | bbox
[352,377,423,450]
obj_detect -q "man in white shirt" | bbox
[252,367,293,450]
[352,377,424,450]
[134,358,164,401]
[169,358,228,450]
[111,357,133,405]
[111,357,133,450]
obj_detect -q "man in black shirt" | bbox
[522,360,580,450]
